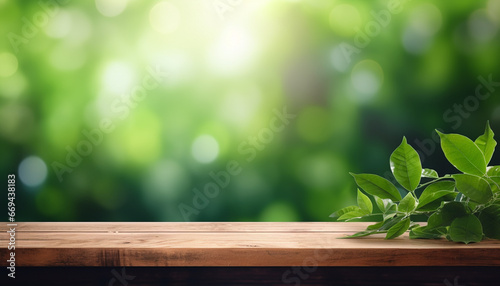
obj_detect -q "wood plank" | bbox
[0,222,370,233]
[1,222,499,267]
[11,246,500,267]
[6,232,500,249]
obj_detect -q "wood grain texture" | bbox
[1,222,499,267]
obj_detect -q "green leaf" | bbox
[366,216,404,232]
[375,197,393,212]
[375,216,404,232]
[475,121,496,165]
[437,131,487,176]
[448,214,483,244]
[337,210,366,221]
[485,168,500,193]
[398,193,416,213]
[427,202,467,228]
[383,210,397,221]
[420,194,457,212]
[487,176,500,193]
[342,217,405,240]
[409,226,445,239]
[487,165,500,176]
[416,181,457,211]
[357,189,373,214]
[375,196,385,212]
[329,206,359,218]
[366,221,385,230]
[350,173,402,202]
[374,196,398,220]
[478,205,500,239]
[330,206,360,218]
[341,229,380,238]
[453,174,493,204]
[386,217,411,239]
[421,168,439,179]
[390,137,422,191]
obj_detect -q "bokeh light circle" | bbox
[44,10,72,38]
[468,9,498,42]
[350,60,384,102]
[330,45,351,72]
[487,0,500,24]
[402,26,432,55]
[402,3,442,55]
[208,26,256,75]
[95,0,127,17]
[144,160,188,204]
[191,135,219,163]
[101,62,136,95]
[409,3,442,37]
[18,156,48,187]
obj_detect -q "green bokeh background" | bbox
[1,0,500,222]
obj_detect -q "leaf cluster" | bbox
[331,122,500,244]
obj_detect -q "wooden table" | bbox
[1,222,499,285]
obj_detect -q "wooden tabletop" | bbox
[1,222,499,267]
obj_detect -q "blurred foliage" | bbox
[1,0,500,222]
